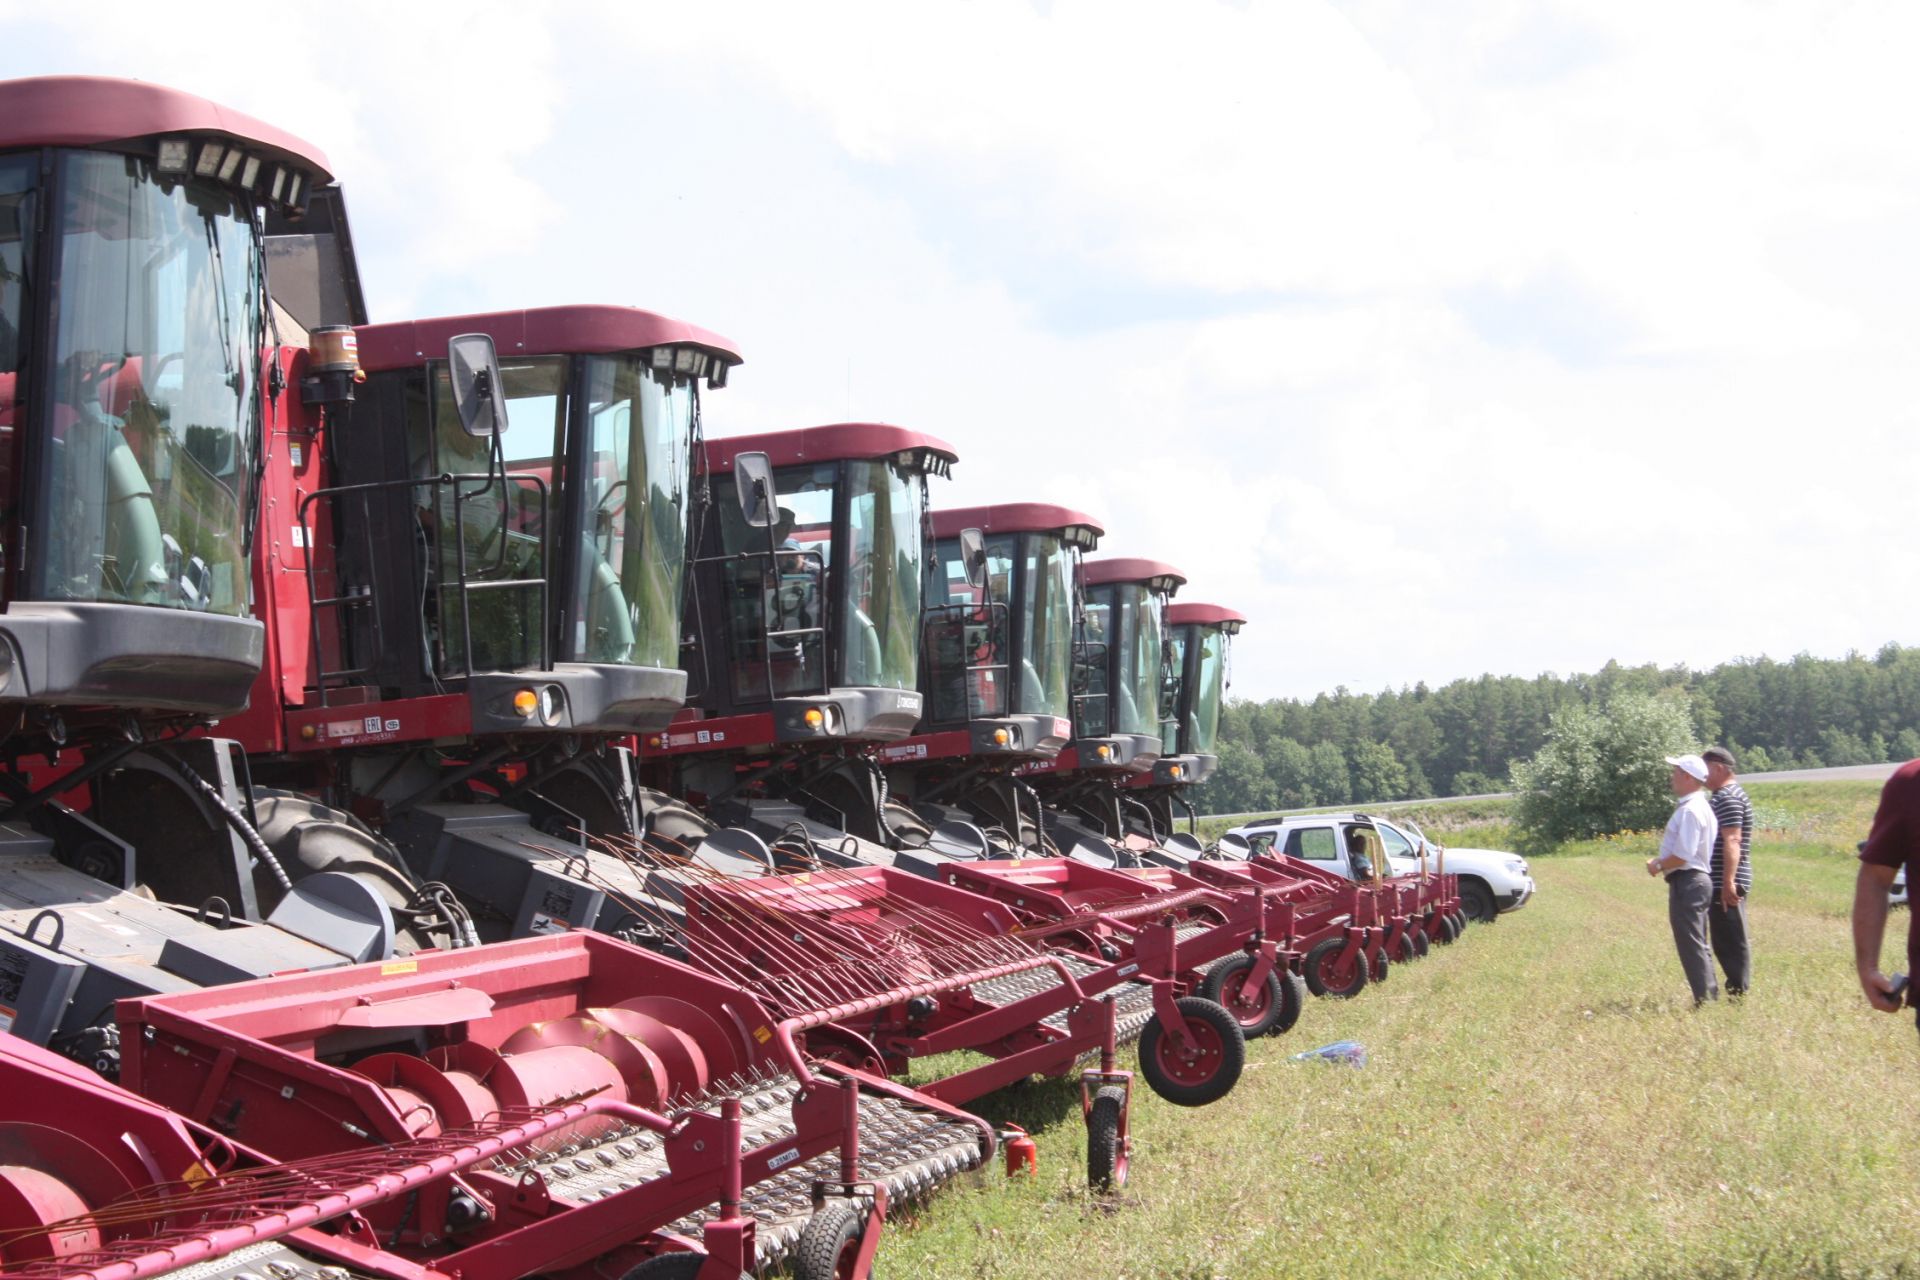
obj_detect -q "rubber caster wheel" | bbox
[1086,1084,1129,1190]
[1139,996,1245,1107]
[1200,953,1286,1039]
[1303,937,1370,999]
[793,1200,864,1280]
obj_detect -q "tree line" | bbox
[1195,643,1920,815]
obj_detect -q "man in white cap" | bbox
[1645,753,1719,1004]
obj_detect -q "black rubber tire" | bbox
[1138,996,1245,1107]
[1439,913,1461,944]
[619,1253,749,1280]
[1454,909,1470,934]
[1411,927,1430,959]
[1396,930,1419,964]
[1460,879,1497,923]
[1086,1084,1128,1190]
[1274,970,1309,1034]
[792,1200,863,1280]
[1303,936,1369,999]
[1199,954,1286,1039]
[1370,945,1391,984]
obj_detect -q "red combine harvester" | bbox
[875,502,1101,862]
[638,423,951,864]
[1126,601,1247,850]
[117,933,993,1279]
[222,303,753,945]
[0,75,432,1077]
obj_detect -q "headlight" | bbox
[1507,858,1527,874]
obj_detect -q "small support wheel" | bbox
[1199,954,1285,1038]
[1411,927,1430,959]
[1396,931,1419,964]
[619,1253,750,1280]
[1370,945,1391,984]
[1086,1084,1129,1190]
[1275,970,1308,1034]
[1452,909,1469,935]
[793,1200,864,1280]
[1138,996,1245,1107]
[1303,937,1369,999]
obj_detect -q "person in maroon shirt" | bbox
[1854,759,1920,1018]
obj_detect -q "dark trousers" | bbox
[1708,894,1751,995]
[1667,870,1717,1003]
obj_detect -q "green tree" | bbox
[1350,740,1409,803]
[1266,737,1317,809]
[1511,690,1698,850]
[1306,741,1350,806]
[1203,740,1276,815]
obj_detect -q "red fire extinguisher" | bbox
[1002,1124,1038,1176]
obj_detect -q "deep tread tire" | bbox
[1138,996,1245,1107]
[793,1200,863,1280]
[1460,879,1497,923]
[1303,937,1369,999]
[619,1253,749,1280]
[1199,954,1286,1039]
[1086,1084,1128,1190]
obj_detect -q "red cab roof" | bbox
[701,423,958,474]
[1168,602,1248,629]
[930,502,1104,540]
[0,76,333,177]
[357,305,741,374]
[1079,556,1187,592]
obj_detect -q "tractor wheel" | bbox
[1460,879,1497,924]
[1370,945,1391,984]
[793,1200,864,1280]
[1411,927,1430,960]
[1303,937,1369,999]
[619,1252,749,1280]
[1086,1084,1129,1190]
[1199,954,1286,1039]
[1138,996,1245,1107]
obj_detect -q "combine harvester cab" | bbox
[1125,602,1247,859]
[1017,555,1185,866]
[116,931,995,1279]
[638,423,968,872]
[878,502,1104,868]
[0,75,431,1076]
[223,304,764,947]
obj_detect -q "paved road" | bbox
[1201,761,1905,823]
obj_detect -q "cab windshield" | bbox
[33,151,263,615]
[1189,625,1227,754]
[1163,627,1187,755]
[574,354,695,669]
[1091,582,1162,737]
[841,459,924,690]
[925,531,1013,722]
[1018,532,1075,720]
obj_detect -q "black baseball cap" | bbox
[1702,746,1737,769]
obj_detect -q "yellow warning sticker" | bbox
[752,1025,773,1043]
[381,960,420,975]
[182,1161,214,1189]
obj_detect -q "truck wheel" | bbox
[793,1200,863,1280]
[1303,937,1369,999]
[1086,1084,1128,1190]
[1460,879,1497,923]
[1138,996,1245,1107]
[1199,954,1285,1038]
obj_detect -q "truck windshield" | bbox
[573,354,694,670]
[1019,531,1075,720]
[1189,624,1227,754]
[841,459,925,691]
[35,151,263,615]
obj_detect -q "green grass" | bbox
[874,780,1919,1278]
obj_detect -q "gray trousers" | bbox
[1667,870,1717,1003]
[1708,895,1751,995]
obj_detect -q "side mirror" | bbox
[446,333,508,437]
[733,451,776,528]
[959,526,989,592]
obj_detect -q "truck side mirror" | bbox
[733,452,776,528]
[959,526,988,592]
[446,333,508,437]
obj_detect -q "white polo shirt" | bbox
[1659,790,1716,874]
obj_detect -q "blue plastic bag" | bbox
[1291,1039,1368,1067]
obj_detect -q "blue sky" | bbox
[6,0,1916,700]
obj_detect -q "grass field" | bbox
[875,780,1920,1279]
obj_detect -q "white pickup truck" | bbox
[1224,812,1535,923]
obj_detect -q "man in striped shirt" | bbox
[1704,746,1753,997]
